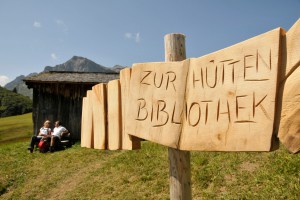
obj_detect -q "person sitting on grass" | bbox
[49,121,69,152]
[27,120,51,153]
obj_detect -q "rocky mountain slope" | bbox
[4,73,37,99]
[5,56,124,98]
[44,56,117,73]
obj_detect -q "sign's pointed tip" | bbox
[288,18,300,32]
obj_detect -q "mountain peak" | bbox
[71,55,83,59]
[112,65,127,72]
[44,56,117,73]
[69,56,87,62]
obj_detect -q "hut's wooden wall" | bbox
[31,83,94,140]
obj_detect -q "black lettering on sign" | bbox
[192,69,204,89]
[201,68,204,88]
[252,92,270,120]
[171,102,182,124]
[244,55,254,80]
[234,120,256,123]
[201,100,213,124]
[235,95,247,119]
[136,98,148,121]
[153,100,169,127]
[193,70,200,88]
[217,99,231,123]
[228,60,240,84]
[219,59,233,84]
[154,72,163,88]
[140,71,152,85]
[166,71,176,91]
[244,49,272,81]
[205,60,218,88]
[140,70,177,91]
[188,102,201,127]
[257,49,272,70]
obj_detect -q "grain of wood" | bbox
[278,19,300,153]
[81,97,87,147]
[81,92,93,148]
[107,80,122,150]
[165,33,192,200]
[125,60,189,148]
[92,83,107,150]
[180,28,281,151]
[120,68,141,150]
[85,90,94,148]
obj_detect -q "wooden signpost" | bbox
[125,28,281,151]
[81,19,300,199]
[164,34,192,200]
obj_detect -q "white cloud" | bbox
[56,19,64,25]
[135,32,140,43]
[33,21,41,28]
[0,75,9,86]
[56,19,68,32]
[51,53,58,60]
[125,32,132,39]
[124,32,141,43]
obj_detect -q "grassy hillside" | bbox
[0,113,33,145]
[0,114,300,199]
[0,86,32,117]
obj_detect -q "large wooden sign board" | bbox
[82,19,300,153]
[125,28,281,151]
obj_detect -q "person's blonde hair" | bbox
[44,120,51,126]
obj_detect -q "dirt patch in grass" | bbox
[224,174,237,183]
[239,161,260,173]
[44,152,123,200]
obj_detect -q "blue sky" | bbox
[0,0,299,86]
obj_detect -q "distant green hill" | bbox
[0,86,32,117]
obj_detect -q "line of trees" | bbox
[0,86,32,117]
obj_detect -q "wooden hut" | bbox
[24,71,119,140]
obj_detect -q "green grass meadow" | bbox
[0,113,300,199]
[0,113,32,145]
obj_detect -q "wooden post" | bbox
[165,34,192,200]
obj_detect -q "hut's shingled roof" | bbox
[23,71,119,84]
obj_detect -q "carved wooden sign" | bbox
[82,19,300,153]
[125,28,281,151]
